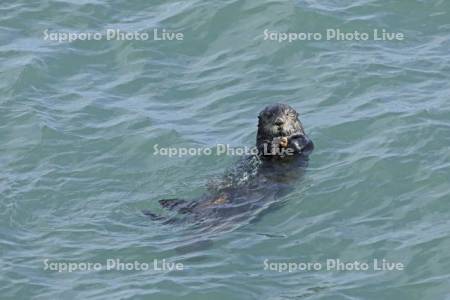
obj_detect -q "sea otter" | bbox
[144,103,314,226]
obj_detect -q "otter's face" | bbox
[256,103,313,156]
[257,104,304,139]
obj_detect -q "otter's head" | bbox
[256,103,313,157]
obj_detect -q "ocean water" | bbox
[1,0,450,299]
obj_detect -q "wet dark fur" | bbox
[144,103,313,228]
[256,103,313,158]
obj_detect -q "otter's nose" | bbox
[274,117,284,126]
